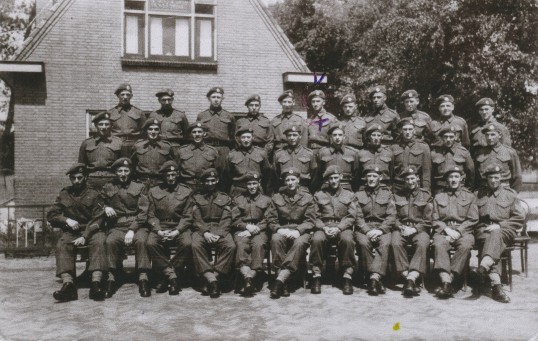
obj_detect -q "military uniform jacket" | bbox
[271,112,308,149]
[148,108,189,144]
[227,146,271,192]
[146,183,193,232]
[355,185,396,234]
[392,139,432,191]
[470,118,512,149]
[191,192,233,236]
[431,114,470,148]
[399,110,433,142]
[175,143,219,183]
[273,145,317,187]
[357,145,394,181]
[131,139,174,177]
[108,104,146,139]
[270,190,316,234]
[197,108,235,144]
[431,145,475,189]
[338,115,366,149]
[99,180,148,231]
[432,187,478,235]
[364,104,399,144]
[475,186,524,235]
[47,185,103,239]
[394,188,432,233]
[306,109,338,147]
[78,136,122,173]
[317,146,360,190]
[475,143,522,192]
[314,187,361,231]
[236,114,275,155]
[231,193,276,233]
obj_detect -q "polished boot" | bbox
[208,280,220,298]
[270,280,284,299]
[436,282,454,299]
[403,279,416,298]
[311,277,322,294]
[168,278,181,295]
[282,282,290,297]
[342,278,353,295]
[139,279,151,297]
[368,278,379,296]
[472,266,488,295]
[105,280,117,298]
[243,277,254,297]
[89,281,105,301]
[491,284,510,303]
[155,278,168,293]
[53,282,78,302]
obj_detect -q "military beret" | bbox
[443,165,464,178]
[281,167,300,179]
[143,118,161,130]
[92,111,111,124]
[187,121,208,133]
[244,172,261,182]
[235,126,254,136]
[278,90,294,102]
[399,166,418,178]
[66,163,87,175]
[200,168,219,180]
[159,160,179,174]
[475,97,495,107]
[364,124,385,136]
[245,94,261,106]
[323,165,342,179]
[111,157,132,169]
[368,85,386,97]
[206,87,224,98]
[400,90,419,101]
[362,164,383,176]
[481,123,502,134]
[283,125,302,135]
[327,122,346,135]
[155,88,174,98]
[308,90,326,101]
[438,125,460,136]
[340,94,356,106]
[114,83,132,95]
[435,95,455,105]
[484,164,503,176]
[398,117,415,129]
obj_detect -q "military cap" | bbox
[308,90,326,101]
[435,95,455,105]
[143,118,161,131]
[235,126,254,136]
[244,172,261,182]
[481,123,502,134]
[327,122,346,135]
[66,163,87,175]
[278,90,294,102]
[187,121,208,133]
[283,125,302,135]
[364,123,385,136]
[323,165,342,179]
[399,165,418,178]
[368,85,387,97]
[438,125,460,136]
[155,88,174,98]
[114,83,132,95]
[200,168,219,180]
[398,117,415,129]
[443,165,464,178]
[281,167,301,179]
[111,157,132,169]
[484,164,503,176]
[159,160,179,174]
[92,111,111,124]
[475,97,495,108]
[400,89,419,101]
[245,94,261,106]
[340,94,356,106]
[362,164,383,176]
[206,87,224,98]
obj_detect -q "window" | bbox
[123,0,216,64]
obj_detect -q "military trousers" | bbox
[309,230,356,271]
[271,233,311,273]
[391,230,430,274]
[191,232,236,275]
[355,232,391,276]
[475,228,516,274]
[146,229,193,273]
[55,230,107,277]
[433,233,474,274]
[233,231,268,271]
[105,227,151,272]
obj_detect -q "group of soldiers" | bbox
[48,83,525,304]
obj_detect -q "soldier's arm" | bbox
[192,204,210,235]
[78,141,87,164]
[217,202,233,236]
[502,126,512,147]
[378,195,396,233]
[296,198,317,234]
[176,198,194,233]
[461,121,470,149]
[313,194,326,231]
[180,113,190,140]
[258,201,277,232]
[421,145,432,192]
[261,152,273,195]
[500,198,525,232]
[83,195,106,239]
[265,122,275,156]
[231,199,247,231]
[46,197,68,228]
[130,193,149,232]
[147,192,161,232]
[464,151,476,189]
[415,200,433,234]
[456,196,479,235]
[300,121,309,147]
[337,196,358,231]
[510,150,522,192]
[432,199,448,234]
[228,114,236,143]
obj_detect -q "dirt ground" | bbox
[1,241,538,341]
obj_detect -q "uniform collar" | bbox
[210,106,222,114]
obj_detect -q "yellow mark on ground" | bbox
[393,322,400,331]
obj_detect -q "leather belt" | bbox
[280,220,300,225]
[321,218,339,223]
[117,216,136,224]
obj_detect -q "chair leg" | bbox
[508,251,513,292]
[524,242,528,277]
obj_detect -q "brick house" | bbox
[0,0,323,205]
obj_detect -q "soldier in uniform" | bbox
[398,90,433,142]
[391,166,432,297]
[79,111,122,191]
[475,123,522,192]
[357,124,394,187]
[269,168,316,299]
[196,87,235,167]
[231,172,276,297]
[473,164,525,303]
[364,85,399,146]
[310,166,362,295]
[146,161,193,295]
[315,123,360,192]
[354,165,396,296]
[470,97,512,153]
[271,90,308,152]
[431,126,475,193]
[175,122,220,193]
[226,127,272,196]
[108,83,147,157]
[190,168,236,298]
[306,90,338,155]
[338,94,366,149]
[48,163,107,302]
[148,88,189,155]
[430,95,470,148]
[100,158,151,298]
[236,94,274,156]
[432,166,478,299]
[391,118,432,193]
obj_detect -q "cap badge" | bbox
[253,174,258,179]
[196,123,201,127]
[78,167,84,173]
[105,114,109,118]
[375,167,380,172]
[408,93,413,98]
[495,166,500,171]
[170,166,175,171]
[375,87,380,92]
[289,170,294,174]
[444,97,449,101]
[123,160,128,165]
[454,166,460,171]
[210,172,215,176]
[126,85,131,91]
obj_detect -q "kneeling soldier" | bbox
[311,165,361,295]
[48,164,107,302]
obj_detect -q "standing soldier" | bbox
[364,85,399,146]
[357,124,394,187]
[146,161,193,295]
[391,166,432,297]
[432,166,478,299]
[430,95,470,148]
[431,126,475,193]
[236,95,274,156]
[148,89,189,155]
[79,111,122,190]
[338,94,366,149]
[398,90,433,142]
[271,90,308,152]
[49,164,107,302]
[306,90,338,155]
[108,83,146,157]
[310,166,361,295]
[231,172,276,297]
[470,98,512,153]
[354,165,396,296]
[475,123,522,192]
[100,158,151,298]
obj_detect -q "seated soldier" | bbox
[231,172,276,297]
[354,165,396,296]
[391,166,432,297]
[269,167,316,299]
[48,163,107,302]
[432,166,478,299]
[146,161,193,295]
[473,164,525,303]
[190,168,236,298]
[311,165,361,295]
[100,158,151,298]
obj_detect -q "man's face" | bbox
[247,101,261,116]
[366,172,381,187]
[405,174,419,190]
[117,90,132,106]
[246,180,260,195]
[239,133,253,148]
[371,93,386,108]
[191,127,205,144]
[280,97,294,113]
[310,97,325,112]
[479,105,494,122]
[208,93,223,108]
[401,124,415,141]
[159,95,174,110]
[404,98,419,112]
[342,102,357,116]
[165,171,178,186]
[442,132,456,148]
[147,124,160,141]
[438,102,454,117]
[327,174,341,189]
[485,131,500,146]
[447,172,462,189]
[487,173,502,190]
[369,131,382,146]
[285,175,300,191]
[204,177,219,191]
[286,131,300,146]
[116,166,131,183]
[69,172,87,189]
[96,120,111,137]
[330,129,345,146]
